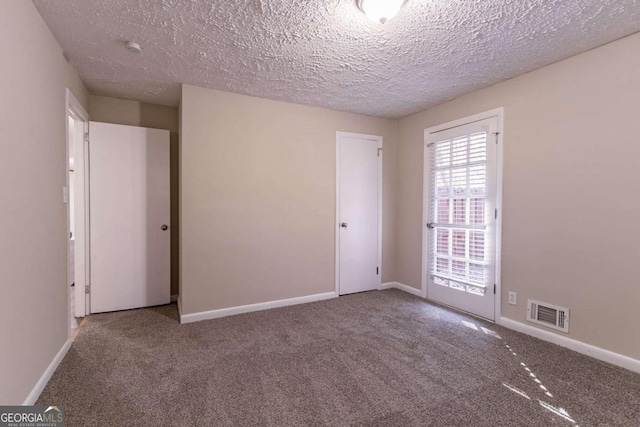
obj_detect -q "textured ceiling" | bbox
[33,0,640,118]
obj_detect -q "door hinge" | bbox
[376,267,379,275]
[85,285,90,294]
[494,131,500,144]
[494,284,496,294]
[377,148,383,157]
[495,208,498,219]
[84,132,89,143]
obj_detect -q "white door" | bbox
[337,132,381,295]
[89,122,171,313]
[425,117,498,320]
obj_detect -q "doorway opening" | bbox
[66,89,89,337]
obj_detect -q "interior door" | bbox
[425,117,498,320]
[89,122,170,313]
[337,132,381,295]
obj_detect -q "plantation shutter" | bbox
[427,130,490,296]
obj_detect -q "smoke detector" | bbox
[125,41,142,53]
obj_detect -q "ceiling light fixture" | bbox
[357,0,406,24]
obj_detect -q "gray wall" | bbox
[0,1,89,404]
[180,85,398,315]
[396,32,640,359]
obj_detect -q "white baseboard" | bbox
[170,294,178,303]
[381,283,640,373]
[380,282,423,297]
[23,338,72,405]
[499,317,640,374]
[179,291,337,324]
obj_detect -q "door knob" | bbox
[426,223,435,229]
[161,225,168,231]
[341,222,348,228]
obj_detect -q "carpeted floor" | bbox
[38,290,640,426]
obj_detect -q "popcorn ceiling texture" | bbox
[33,0,640,118]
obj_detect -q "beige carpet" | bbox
[38,289,640,426]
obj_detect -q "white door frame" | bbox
[335,131,383,296]
[66,88,90,333]
[421,108,504,321]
